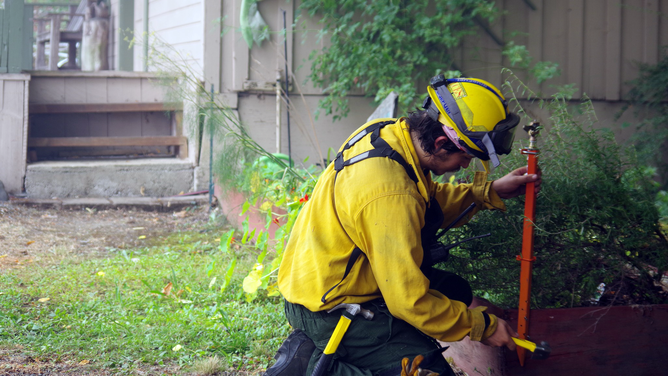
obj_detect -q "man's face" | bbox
[428,150,474,176]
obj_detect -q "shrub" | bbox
[440,78,668,309]
[617,47,668,189]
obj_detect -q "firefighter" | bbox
[265,75,542,376]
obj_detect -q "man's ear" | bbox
[434,136,450,152]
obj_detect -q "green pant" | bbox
[284,299,454,376]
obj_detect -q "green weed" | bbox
[0,229,289,374]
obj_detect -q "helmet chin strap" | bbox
[479,159,493,174]
[481,133,501,168]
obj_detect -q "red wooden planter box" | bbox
[443,302,668,376]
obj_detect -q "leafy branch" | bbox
[297,0,498,120]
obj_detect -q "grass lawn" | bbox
[0,207,288,375]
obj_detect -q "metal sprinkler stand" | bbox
[517,121,540,366]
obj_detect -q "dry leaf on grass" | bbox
[162,282,173,296]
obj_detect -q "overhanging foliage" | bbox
[297,0,498,120]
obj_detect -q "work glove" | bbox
[400,355,439,376]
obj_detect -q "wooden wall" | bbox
[29,72,165,105]
[456,0,668,100]
[217,0,374,166]
[99,0,668,167]
[27,72,176,160]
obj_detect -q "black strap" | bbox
[321,247,363,303]
[334,121,418,183]
[370,134,419,183]
[435,202,477,239]
[323,119,419,303]
[334,120,393,172]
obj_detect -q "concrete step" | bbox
[9,194,210,211]
[25,159,197,199]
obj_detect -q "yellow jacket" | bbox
[278,118,506,342]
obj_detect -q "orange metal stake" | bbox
[517,122,540,366]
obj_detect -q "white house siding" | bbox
[134,0,204,78]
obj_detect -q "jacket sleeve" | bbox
[433,171,506,228]
[351,192,498,342]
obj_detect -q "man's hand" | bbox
[482,318,518,350]
[491,166,542,199]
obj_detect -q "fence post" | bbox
[0,7,8,72]
[0,0,27,73]
[7,0,26,73]
[22,3,32,71]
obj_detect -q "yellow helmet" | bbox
[422,75,520,172]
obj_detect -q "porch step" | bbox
[25,159,196,199]
[10,194,208,211]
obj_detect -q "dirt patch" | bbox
[0,203,211,270]
[0,346,184,375]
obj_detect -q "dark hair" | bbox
[406,109,462,155]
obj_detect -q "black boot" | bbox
[264,329,316,376]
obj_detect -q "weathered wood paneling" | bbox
[0,75,29,194]
[213,0,668,165]
[89,113,109,137]
[568,0,585,98]
[140,77,164,103]
[544,1,569,89]
[142,111,172,136]
[239,93,374,164]
[30,77,65,104]
[622,0,645,96]
[249,0,293,83]
[108,77,141,103]
[643,0,660,65]
[290,0,325,95]
[108,112,142,137]
[527,0,544,92]
[502,0,531,83]
[606,0,622,100]
[452,0,668,100]
[583,0,608,98]
[203,0,222,91]
[661,0,668,46]
[65,113,90,137]
[63,78,88,104]
[27,73,174,161]
[85,78,109,103]
[29,73,164,105]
